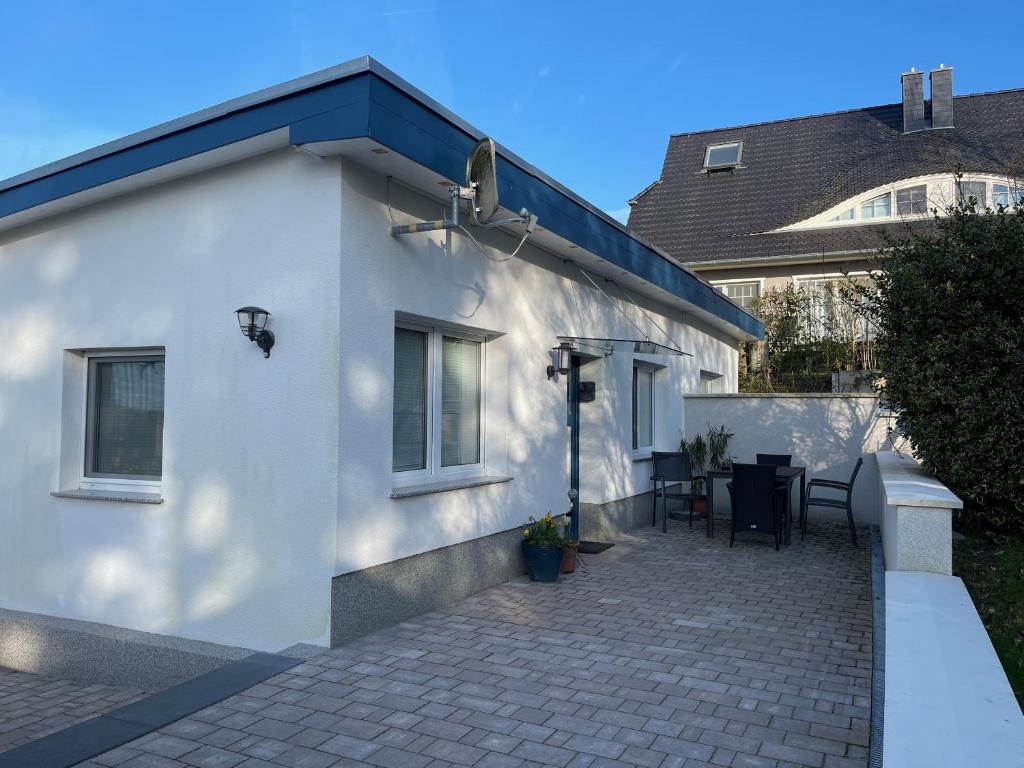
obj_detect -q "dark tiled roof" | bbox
[628,88,1024,265]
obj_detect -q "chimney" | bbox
[931,66,954,128]
[901,68,925,133]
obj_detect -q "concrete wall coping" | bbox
[683,393,878,399]
[878,450,963,509]
[884,571,1024,766]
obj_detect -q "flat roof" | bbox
[0,56,763,340]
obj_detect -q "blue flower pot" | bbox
[522,541,563,582]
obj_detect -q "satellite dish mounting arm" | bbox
[390,137,537,238]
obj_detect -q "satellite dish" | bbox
[466,138,499,226]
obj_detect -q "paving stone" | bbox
[72,521,869,768]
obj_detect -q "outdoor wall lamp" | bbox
[235,306,275,358]
[547,341,573,380]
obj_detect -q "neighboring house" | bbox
[628,66,1024,335]
[0,57,761,656]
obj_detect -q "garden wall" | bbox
[683,393,890,525]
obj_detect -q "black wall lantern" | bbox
[547,341,573,380]
[235,306,275,358]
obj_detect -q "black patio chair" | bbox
[756,453,792,466]
[727,463,786,550]
[651,451,703,533]
[802,458,863,546]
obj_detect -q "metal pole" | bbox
[568,356,581,541]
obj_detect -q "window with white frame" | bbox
[957,180,987,207]
[632,364,655,452]
[992,183,1022,209]
[82,352,165,490]
[715,281,760,310]
[860,193,891,220]
[797,277,874,342]
[392,323,483,478]
[896,185,928,216]
[700,370,723,393]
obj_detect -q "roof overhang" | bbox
[0,56,763,342]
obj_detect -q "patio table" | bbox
[706,465,806,544]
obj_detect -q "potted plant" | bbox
[681,433,708,514]
[522,512,566,582]
[707,424,735,470]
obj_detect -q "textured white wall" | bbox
[683,394,889,524]
[0,146,746,651]
[335,161,740,574]
[0,150,341,651]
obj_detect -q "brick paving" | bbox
[0,667,146,753]
[81,518,871,768]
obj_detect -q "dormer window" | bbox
[704,141,742,169]
[896,185,928,215]
[958,180,986,207]
[860,193,891,219]
[773,173,1020,233]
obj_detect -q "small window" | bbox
[830,208,855,222]
[699,370,723,394]
[704,141,742,169]
[896,185,928,216]
[392,323,484,478]
[860,193,891,219]
[992,183,1021,208]
[957,180,987,207]
[632,365,655,452]
[85,354,165,480]
[716,281,760,310]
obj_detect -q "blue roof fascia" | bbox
[0,75,372,221]
[361,77,762,338]
[0,58,762,339]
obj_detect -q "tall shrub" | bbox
[869,192,1024,530]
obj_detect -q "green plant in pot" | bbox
[707,424,735,470]
[681,432,708,514]
[522,512,567,582]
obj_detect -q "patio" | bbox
[81,517,871,768]
[0,668,144,754]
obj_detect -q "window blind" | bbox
[441,336,481,467]
[89,358,165,477]
[393,328,428,472]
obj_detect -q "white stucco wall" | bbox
[0,150,342,651]
[683,394,889,524]
[0,146,746,651]
[334,160,740,575]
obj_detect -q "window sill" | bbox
[390,475,513,499]
[632,450,653,463]
[52,489,164,505]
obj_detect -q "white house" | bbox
[0,57,762,664]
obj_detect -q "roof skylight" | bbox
[704,142,742,169]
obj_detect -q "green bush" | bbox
[870,191,1024,531]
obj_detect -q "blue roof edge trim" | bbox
[0,56,763,340]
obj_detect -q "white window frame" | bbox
[632,361,658,457]
[774,173,1022,232]
[703,141,743,170]
[711,278,763,311]
[793,272,876,342]
[392,321,486,486]
[79,349,165,495]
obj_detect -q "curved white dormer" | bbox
[773,173,1022,233]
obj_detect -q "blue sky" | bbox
[1,2,1019,222]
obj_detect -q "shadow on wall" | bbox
[683,394,889,526]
